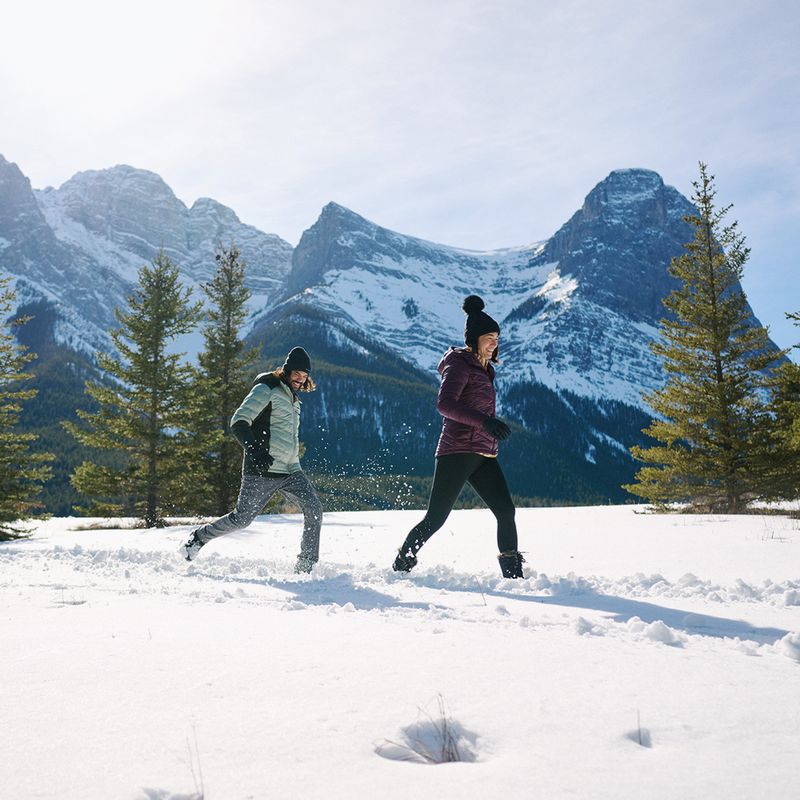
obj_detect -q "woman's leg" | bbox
[194,474,280,544]
[467,458,518,553]
[279,471,323,572]
[396,453,483,559]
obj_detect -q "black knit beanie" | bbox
[463,295,500,348]
[283,346,312,374]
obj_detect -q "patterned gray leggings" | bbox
[195,471,322,564]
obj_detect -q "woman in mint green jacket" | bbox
[180,347,322,573]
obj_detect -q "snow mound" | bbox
[627,616,685,647]
[777,632,800,662]
[573,616,606,636]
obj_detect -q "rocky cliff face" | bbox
[1,156,294,353]
[0,155,126,352]
[245,167,779,502]
[497,169,702,407]
[37,165,293,291]
[273,201,548,376]
[2,156,781,504]
[261,169,726,410]
[534,168,694,323]
[46,166,188,259]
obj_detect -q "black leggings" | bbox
[400,453,518,556]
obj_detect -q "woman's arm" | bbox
[436,359,489,428]
[229,383,274,445]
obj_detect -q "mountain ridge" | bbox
[0,154,780,510]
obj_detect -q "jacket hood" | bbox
[437,346,477,375]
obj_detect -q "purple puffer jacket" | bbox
[435,347,498,457]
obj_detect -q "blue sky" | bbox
[2,0,798,349]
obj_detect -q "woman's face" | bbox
[477,332,499,360]
[288,370,309,391]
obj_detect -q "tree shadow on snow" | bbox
[488,588,789,644]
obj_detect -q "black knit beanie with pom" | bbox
[462,295,500,349]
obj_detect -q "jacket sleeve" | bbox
[436,359,489,428]
[229,384,273,448]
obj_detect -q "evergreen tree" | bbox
[624,164,784,512]
[0,275,53,539]
[65,252,202,526]
[762,311,800,500]
[182,244,259,515]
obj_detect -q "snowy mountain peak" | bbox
[263,167,775,417]
[2,157,293,356]
[4,155,785,506]
[0,152,26,179]
[320,200,366,219]
[602,167,664,192]
[59,164,181,207]
[288,202,384,294]
[581,168,671,224]
[0,153,46,233]
[189,197,241,226]
[532,168,696,326]
[308,201,377,242]
[48,164,188,259]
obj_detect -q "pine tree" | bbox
[0,275,53,539]
[762,311,800,500]
[624,164,784,512]
[182,244,259,515]
[65,252,203,526]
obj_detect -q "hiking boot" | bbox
[498,550,525,579]
[180,530,204,562]
[392,550,418,573]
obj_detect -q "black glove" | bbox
[231,420,256,449]
[483,417,511,441]
[231,420,274,470]
[248,446,274,471]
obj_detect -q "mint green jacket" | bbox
[230,373,302,475]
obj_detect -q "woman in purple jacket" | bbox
[392,295,524,579]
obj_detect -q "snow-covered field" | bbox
[2,506,799,800]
